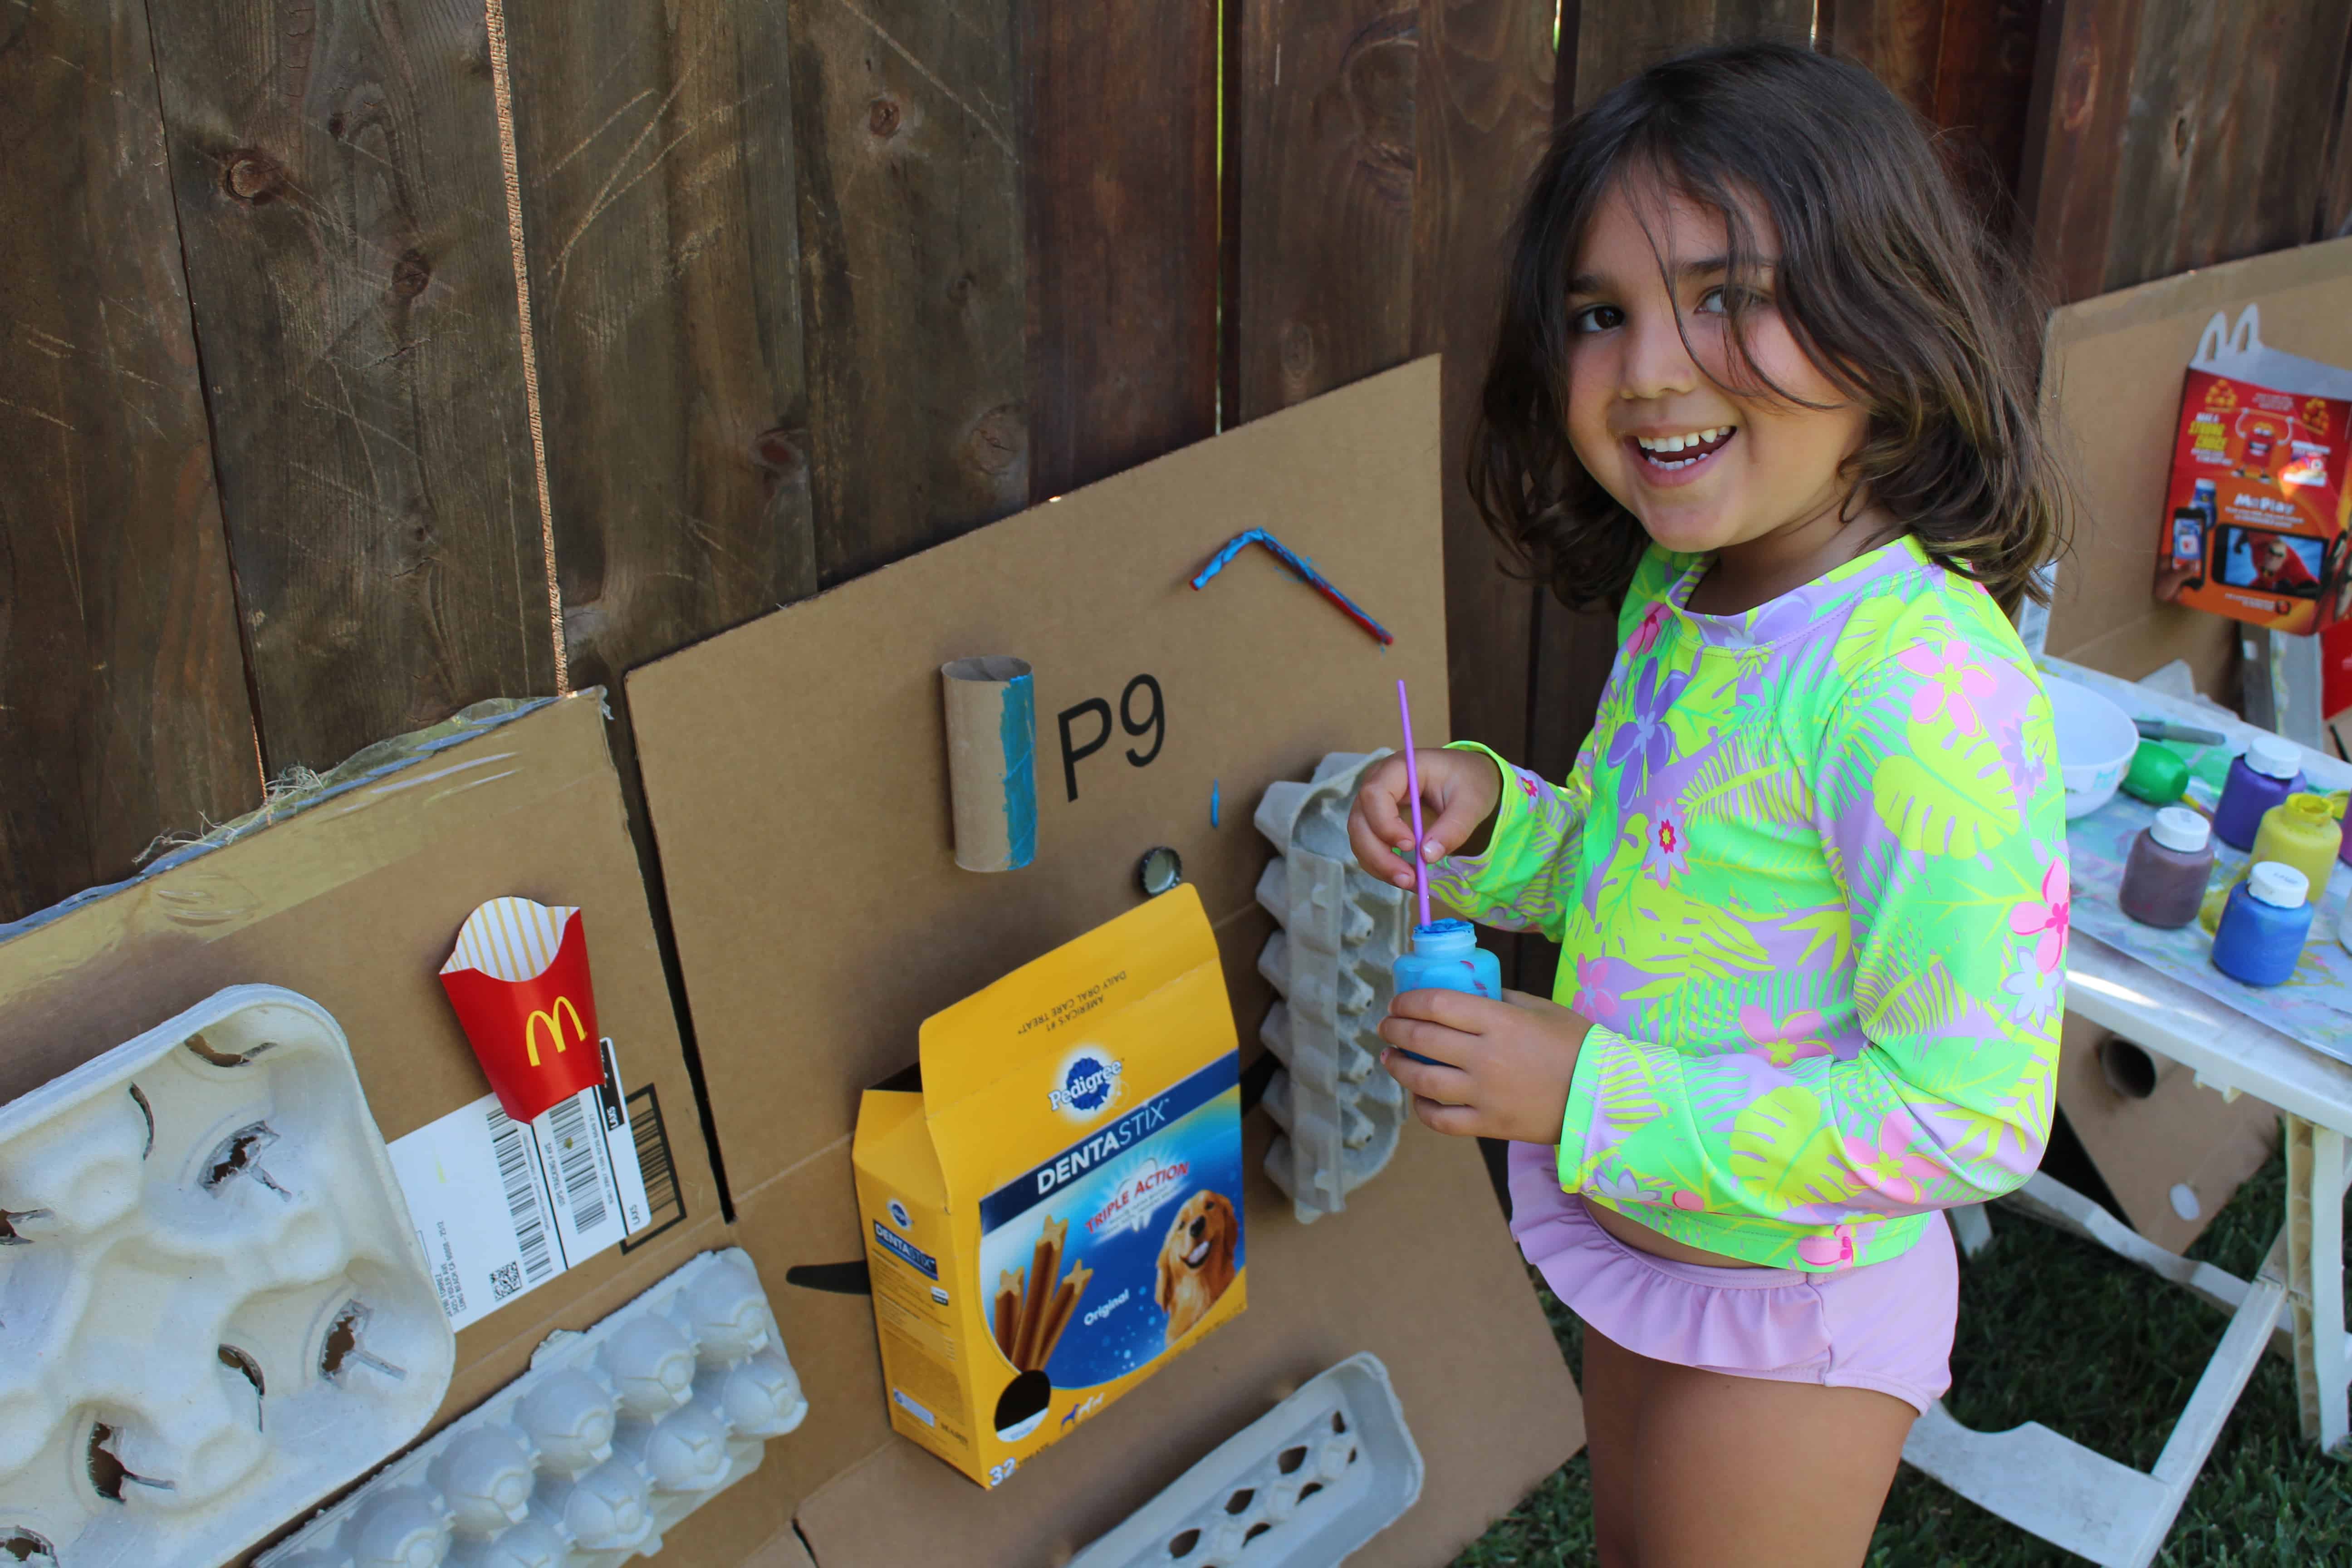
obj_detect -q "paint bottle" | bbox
[2250,793,2342,895]
[2212,734,2304,851]
[2119,807,2214,929]
[2211,862,2314,987]
[2121,742,2190,806]
[1389,920,1504,1065]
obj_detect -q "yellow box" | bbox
[852,885,1247,1489]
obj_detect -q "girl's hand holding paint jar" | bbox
[1377,987,1590,1143]
[1347,747,1504,882]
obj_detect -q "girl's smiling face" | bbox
[1563,175,1868,562]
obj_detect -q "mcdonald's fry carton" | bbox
[439,897,610,1123]
[853,884,1246,1489]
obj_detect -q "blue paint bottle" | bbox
[2212,734,2304,851]
[2211,861,2314,987]
[1389,919,1504,1063]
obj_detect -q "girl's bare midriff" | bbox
[1580,1193,1765,1269]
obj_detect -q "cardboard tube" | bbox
[941,657,1037,872]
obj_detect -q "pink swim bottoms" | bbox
[1506,1142,1957,1414]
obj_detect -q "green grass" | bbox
[1455,1152,2352,1566]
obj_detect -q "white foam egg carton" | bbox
[1065,1352,1421,1568]
[259,1248,806,1568]
[0,984,455,1567]
[1254,753,1411,1223]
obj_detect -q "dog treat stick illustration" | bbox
[1031,1261,1093,1372]
[993,1271,1021,1358]
[1012,1218,1065,1368]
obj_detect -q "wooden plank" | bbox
[1568,0,1811,106]
[1227,0,1423,423]
[2015,0,2144,303]
[1423,0,1558,765]
[1824,0,2046,213]
[143,0,558,774]
[2101,0,2352,293]
[1021,0,1219,502]
[2319,24,2352,241]
[499,0,817,691]
[787,0,1026,586]
[0,0,261,923]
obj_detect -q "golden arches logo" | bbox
[524,997,586,1067]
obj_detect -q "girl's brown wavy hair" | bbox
[1468,41,2071,616]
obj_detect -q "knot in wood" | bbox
[963,407,1025,478]
[224,151,285,204]
[391,249,431,299]
[867,96,902,137]
[1279,319,1317,393]
[751,427,805,474]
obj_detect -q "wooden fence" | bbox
[6,0,2352,933]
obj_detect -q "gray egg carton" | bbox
[259,1248,806,1568]
[0,984,455,1568]
[1254,753,1412,1223]
[1065,1352,1421,1568]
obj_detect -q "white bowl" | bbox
[2045,678,2140,818]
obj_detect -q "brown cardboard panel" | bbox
[656,1143,897,1563]
[0,694,720,1431]
[2043,235,2352,694]
[794,1119,1583,1568]
[740,1533,818,1568]
[627,358,1450,1198]
[2056,1013,2281,1254]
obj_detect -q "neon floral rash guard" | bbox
[1431,536,2067,1271]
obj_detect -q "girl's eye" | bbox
[1569,303,1623,334]
[1697,285,1764,316]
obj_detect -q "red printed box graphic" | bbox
[439,898,606,1124]
[2159,309,2352,638]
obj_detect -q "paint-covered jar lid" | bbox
[2151,807,2210,853]
[2249,860,2310,909]
[2247,735,2302,781]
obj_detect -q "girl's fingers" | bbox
[1377,1040,1477,1100]
[1411,1095,1485,1138]
[1347,812,1420,890]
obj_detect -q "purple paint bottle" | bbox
[2213,734,2304,851]
[2119,806,2214,929]
[1389,919,1504,1064]
[2211,862,2314,987]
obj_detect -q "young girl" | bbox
[1348,43,2069,1566]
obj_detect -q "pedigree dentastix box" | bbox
[852,885,1247,1489]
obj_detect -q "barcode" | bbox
[619,1083,685,1253]
[489,1107,555,1286]
[546,1094,608,1234]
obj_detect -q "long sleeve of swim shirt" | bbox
[1430,538,2067,1272]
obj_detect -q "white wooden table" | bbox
[1901,934,2352,1566]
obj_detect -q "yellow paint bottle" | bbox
[2250,793,2342,896]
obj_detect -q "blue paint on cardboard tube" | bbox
[1000,672,1038,869]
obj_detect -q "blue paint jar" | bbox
[1389,919,1503,1064]
[2211,861,2314,987]
[2212,734,2304,851]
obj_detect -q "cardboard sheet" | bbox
[2043,235,2352,695]
[663,1120,1582,1568]
[0,694,723,1433]
[2056,1013,2280,1254]
[628,358,1585,1562]
[627,358,1451,1202]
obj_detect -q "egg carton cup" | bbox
[1064,1352,1421,1568]
[0,984,455,1568]
[1254,753,1411,1224]
[259,1248,806,1568]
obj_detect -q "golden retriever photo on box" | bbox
[1155,1189,1238,1346]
